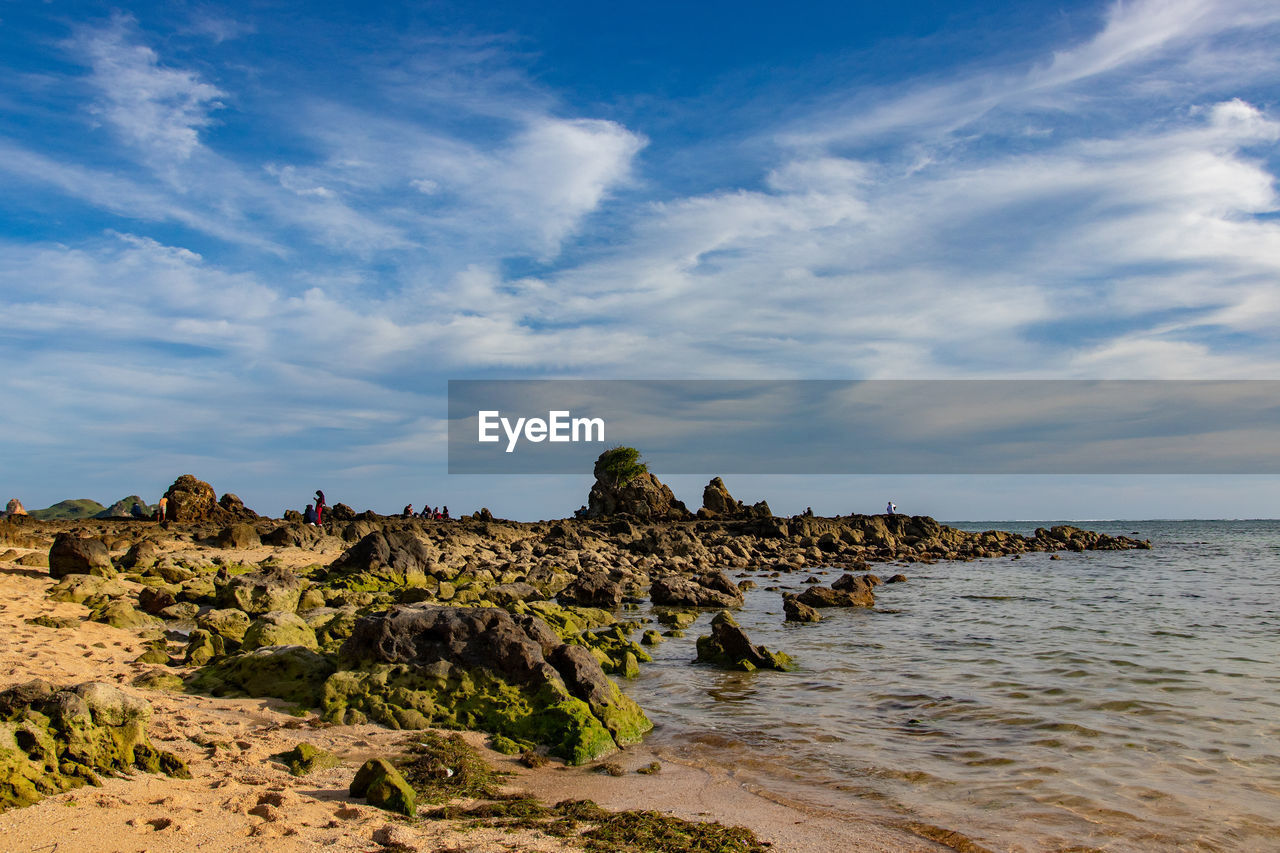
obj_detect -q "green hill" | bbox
[30,499,107,520]
[95,496,155,518]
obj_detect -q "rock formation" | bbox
[698,477,771,519]
[585,448,691,520]
[695,611,794,671]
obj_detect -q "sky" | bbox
[1,0,1279,520]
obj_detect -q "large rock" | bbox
[161,475,222,523]
[189,646,336,707]
[120,540,161,570]
[324,604,650,763]
[219,566,303,614]
[695,611,794,671]
[48,534,114,580]
[557,572,624,609]
[241,611,318,650]
[796,574,875,608]
[584,449,691,520]
[650,570,744,608]
[783,594,822,622]
[698,477,771,519]
[47,575,129,608]
[350,758,416,816]
[324,530,435,590]
[215,523,260,549]
[0,680,188,812]
[217,493,258,520]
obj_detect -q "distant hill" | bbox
[30,499,107,520]
[95,496,155,519]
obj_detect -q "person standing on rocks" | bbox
[314,490,326,527]
[155,495,168,522]
[886,501,897,515]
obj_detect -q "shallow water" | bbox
[625,520,1280,852]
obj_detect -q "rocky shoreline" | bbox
[0,464,1148,850]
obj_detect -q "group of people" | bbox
[303,490,326,526]
[403,504,449,520]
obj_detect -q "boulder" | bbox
[219,566,303,614]
[0,680,188,812]
[241,611,318,651]
[183,629,226,666]
[584,448,691,520]
[783,594,822,623]
[47,575,129,608]
[695,610,794,671]
[120,540,161,571]
[263,523,322,548]
[324,530,435,590]
[277,742,339,777]
[796,574,875,608]
[189,646,337,707]
[350,758,416,816]
[215,523,260,549]
[698,477,772,519]
[89,600,164,630]
[650,570,744,608]
[197,608,253,645]
[161,475,223,523]
[218,493,258,520]
[48,534,114,580]
[325,604,650,763]
[557,572,624,609]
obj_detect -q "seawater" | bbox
[624,520,1280,852]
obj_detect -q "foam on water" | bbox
[624,520,1280,852]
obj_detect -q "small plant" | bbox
[397,731,508,803]
[599,446,648,486]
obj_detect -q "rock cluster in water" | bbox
[8,463,1149,771]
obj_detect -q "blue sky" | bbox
[2,0,1279,520]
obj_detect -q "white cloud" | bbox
[70,15,225,161]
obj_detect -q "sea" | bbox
[623,520,1280,852]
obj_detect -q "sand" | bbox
[0,541,950,853]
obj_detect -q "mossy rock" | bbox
[183,629,226,666]
[321,665,619,765]
[350,757,416,816]
[276,742,340,776]
[133,647,170,665]
[46,575,128,607]
[190,646,337,708]
[241,611,318,651]
[90,600,165,631]
[196,609,251,645]
[695,611,795,672]
[656,609,698,629]
[0,681,188,814]
[26,616,80,630]
[132,670,185,692]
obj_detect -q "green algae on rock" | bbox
[350,757,416,816]
[695,611,795,672]
[276,742,340,776]
[0,680,189,813]
[189,645,337,707]
[323,604,651,764]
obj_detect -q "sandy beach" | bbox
[0,533,950,853]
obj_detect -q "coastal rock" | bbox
[89,600,164,630]
[650,570,744,608]
[264,523,322,549]
[219,566,303,614]
[95,496,152,519]
[324,604,650,763]
[350,758,416,816]
[217,493,259,520]
[698,477,772,520]
[120,539,161,570]
[215,523,260,550]
[242,611,319,651]
[189,645,337,707]
[48,534,114,580]
[796,574,875,608]
[161,475,223,523]
[0,680,189,812]
[783,594,822,623]
[695,611,794,671]
[197,608,252,645]
[325,530,434,590]
[557,572,624,609]
[584,448,691,521]
[47,575,129,608]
